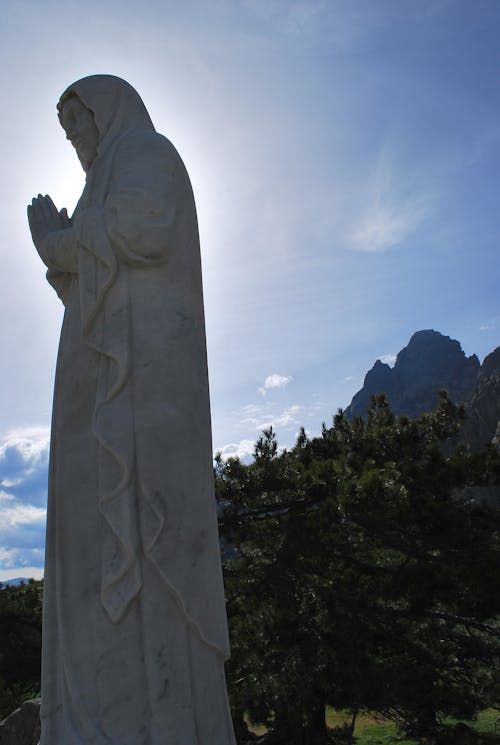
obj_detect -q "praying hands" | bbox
[27,194,71,265]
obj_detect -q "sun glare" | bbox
[50,154,87,217]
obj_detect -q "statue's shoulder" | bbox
[115,129,182,164]
[111,130,191,189]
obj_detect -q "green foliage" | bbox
[0,579,43,720]
[218,394,500,744]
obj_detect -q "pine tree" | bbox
[218,394,500,744]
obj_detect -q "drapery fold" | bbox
[39,75,235,745]
[45,78,230,657]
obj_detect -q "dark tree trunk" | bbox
[410,710,441,744]
[272,702,303,744]
[349,708,358,736]
[303,689,327,745]
[272,691,326,745]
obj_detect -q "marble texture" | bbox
[27,75,236,745]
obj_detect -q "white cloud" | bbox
[215,439,255,461]
[258,373,292,396]
[285,1,325,35]
[241,403,266,415]
[237,398,332,440]
[478,315,499,333]
[0,547,44,577]
[378,353,397,366]
[0,428,49,574]
[0,427,50,465]
[0,547,17,566]
[350,199,426,252]
[0,428,50,508]
[346,143,431,253]
[243,404,301,431]
[0,504,46,528]
[241,0,326,36]
[269,405,301,428]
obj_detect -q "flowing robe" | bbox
[39,77,235,745]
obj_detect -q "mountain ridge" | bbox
[345,330,499,451]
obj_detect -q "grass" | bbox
[325,709,418,744]
[247,708,500,743]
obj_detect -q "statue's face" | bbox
[59,95,99,167]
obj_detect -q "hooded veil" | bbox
[40,75,235,745]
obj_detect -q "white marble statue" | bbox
[27,75,236,745]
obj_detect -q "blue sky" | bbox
[0,0,499,579]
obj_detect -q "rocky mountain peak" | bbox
[345,330,481,420]
[395,330,477,371]
[363,359,392,388]
[462,345,500,450]
[479,346,500,381]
